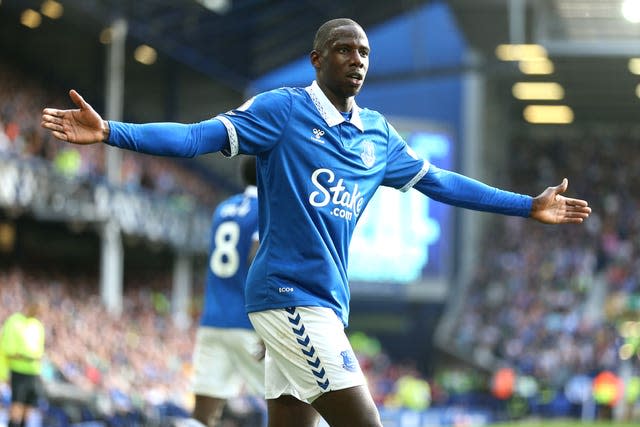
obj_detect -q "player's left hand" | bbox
[530,178,591,224]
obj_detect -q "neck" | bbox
[317,82,353,112]
[333,98,353,113]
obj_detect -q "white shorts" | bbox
[192,326,265,399]
[249,306,365,403]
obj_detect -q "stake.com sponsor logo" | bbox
[308,168,364,221]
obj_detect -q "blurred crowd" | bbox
[0,266,194,417]
[449,128,640,415]
[0,264,441,426]
[0,61,221,211]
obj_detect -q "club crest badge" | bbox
[360,140,375,168]
[340,350,358,372]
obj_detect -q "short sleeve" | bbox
[381,122,430,191]
[215,88,292,157]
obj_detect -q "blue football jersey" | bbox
[215,81,428,326]
[199,186,259,329]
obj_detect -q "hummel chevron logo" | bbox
[302,346,315,357]
[307,357,321,368]
[288,313,301,325]
[284,307,330,391]
[312,367,326,379]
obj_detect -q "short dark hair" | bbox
[313,18,362,52]
[240,155,257,187]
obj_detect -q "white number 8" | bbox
[210,221,240,278]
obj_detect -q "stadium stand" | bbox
[443,128,640,421]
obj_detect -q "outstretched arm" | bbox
[42,90,229,157]
[414,165,590,224]
[529,178,590,224]
[41,89,107,144]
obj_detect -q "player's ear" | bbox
[310,50,321,69]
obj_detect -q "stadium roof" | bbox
[1,0,431,91]
[2,0,640,125]
[449,0,640,124]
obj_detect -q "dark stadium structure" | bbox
[3,0,640,124]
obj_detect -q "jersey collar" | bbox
[244,185,258,198]
[306,81,364,132]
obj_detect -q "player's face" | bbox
[313,24,370,106]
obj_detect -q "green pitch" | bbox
[490,421,637,427]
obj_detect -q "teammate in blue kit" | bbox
[42,18,591,427]
[189,155,264,427]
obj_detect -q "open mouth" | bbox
[347,73,363,85]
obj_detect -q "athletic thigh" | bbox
[312,385,382,427]
[264,387,382,427]
[192,394,227,426]
[267,395,320,427]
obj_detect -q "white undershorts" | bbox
[249,306,365,403]
[191,326,265,399]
